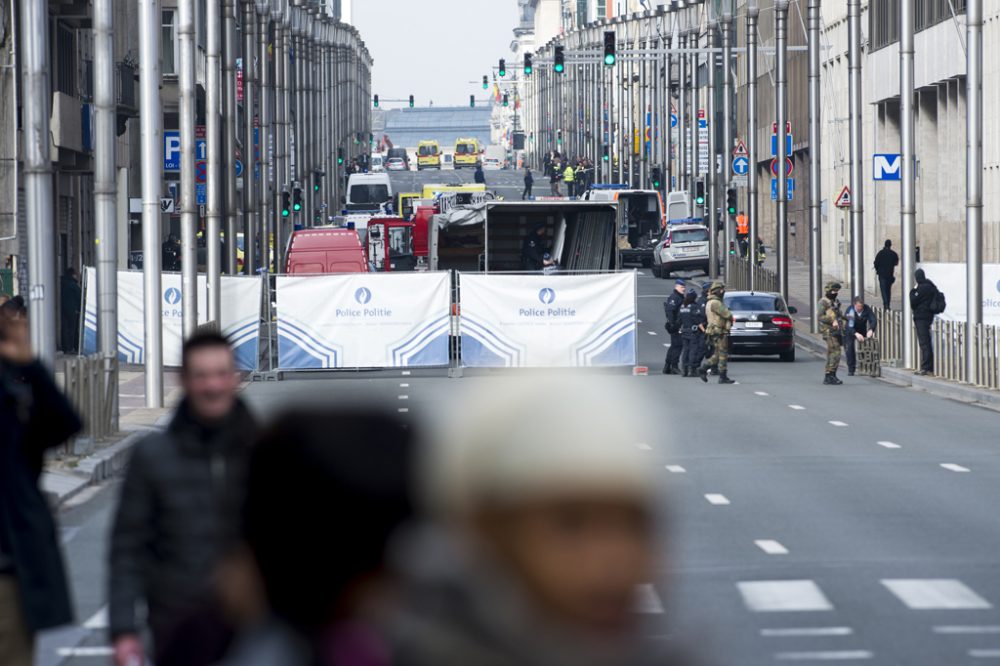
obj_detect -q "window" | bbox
[870,0,967,52]
[668,228,709,244]
[418,145,437,156]
[348,185,390,206]
[725,295,787,313]
[55,23,76,96]
[456,143,475,155]
[162,10,177,76]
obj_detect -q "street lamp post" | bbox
[775,0,789,302]
[808,0,822,332]
[965,0,983,383]
[901,0,916,366]
[747,0,759,290]
[847,0,865,299]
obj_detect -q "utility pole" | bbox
[900,0,916,366]
[775,0,789,302]
[243,0,257,273]
[847,0,865,298]
[206,0,223,321]
[224,0,239,274]
[688,4,699,208]
[965,0,983,383]
[677,14,688,192]
[746,0,759,290]
[179,0,198,337]
[722,2,733,281]
[707,6,718,279]
[808,0,822,332]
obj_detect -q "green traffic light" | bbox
[696,197,705,205]
[282,209,289,218]
[554,63,564,73]
[524,66,532,74]
[604,54,616,66]
[603,154,609,162]
[653,181,661,189]
[728,206,737,215]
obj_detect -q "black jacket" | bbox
[910,279,939,321]
[523,170,533,185]
[109,398,257,641]
[678,301,705,334]
[521,233,546,271]
[0,360,81,632]
[873,247,899,278]
[845,304,877,336]
[663,290,685,331]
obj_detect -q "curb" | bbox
[42,430,148,508]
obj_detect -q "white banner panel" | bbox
[82,268,261,370]
[459,272,637,368]
[917,263,1000,327]
[276,272,451,369]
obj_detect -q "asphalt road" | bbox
[42,176,1000,664]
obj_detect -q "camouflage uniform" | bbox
[818,281,845,383]
[699,282,735,384]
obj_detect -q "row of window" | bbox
[870,0,968,52]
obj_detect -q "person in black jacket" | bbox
[60,268,82,353]
[473,164,486,185]
[844,295,877,376]
[662,280,686,374]
[522,166,534,200]
[909,268,939,375]
[521,224,548,271]
[0,304,82,666]
[109,331,258,666]
[873,239,899,309]
[678,288,706,377]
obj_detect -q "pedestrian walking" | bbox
[549,164,561,196]
[818,281,845,385]
[574,162,586,197]
[698,281,735,384]
[59,267,82,353]
[0,304,82,666]
[910,268,944,375]
[563,162,576,196]
[662,280,686,374]
[473,164,486,185]
[844,295,877,376]
[109,331,259,666]
[522,166,533,200]
[678,288,706,377]
[873,239,899,309]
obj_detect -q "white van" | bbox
[345,173,393,214]
[370,154,384,172]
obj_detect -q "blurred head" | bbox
[824,281,842,299]
[915,268,926,283]
[684,289,697,304]
[180,331,239,424]
[853,296,864,312]
[427,378,660,638]
[884,239,892,248]
[674,280,686,293]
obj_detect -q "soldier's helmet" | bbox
[824,281,842,293]
[709,281,726,295]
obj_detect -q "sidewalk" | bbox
[772,257,1000,410]
[41,366,182,507]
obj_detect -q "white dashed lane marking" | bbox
[665,465,687,473]
[398,395,409,400]
[934,626,1000,634]
[635,442,652,451]
[969,649,1000,658]
[401,370,411,376]
[761,627,853,637]
[882,579,992,610]
[829,420,849,427]
[755,540,790,555]
[705,493,731,505]
[400,383,409,388]
[941,463,971,473]
[755,391,769,396]
[634,583,665,614]
[398,408,409,413]
[775,650,873,661]
[647,331,658,336]
[789,404,806,410]
[877,441,901,449]
[737,580,834,612]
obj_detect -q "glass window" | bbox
[348,185,390,205]
[419,145,437,156]
[669,228,709,243]
[161,10,177,75]
[724,295,786,312]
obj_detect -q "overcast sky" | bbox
[353,0,519,109]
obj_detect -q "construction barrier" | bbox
[458,271,637,368]
[82,268,262,370]
[275,272,451,370]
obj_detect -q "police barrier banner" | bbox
[82,268,261,370]
[917,263,1000,327]
[459,272,637,367]
[276,272,451,369]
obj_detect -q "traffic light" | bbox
[524,53,533,75]
[695,180,706,206]
[337,148,344,166]
[470,95,475,108]
[312,171,323,193]
[554,46,565,73]
[729,240,736,255]
[556,129,563,145]
[726,188,737,215]
[651,166,662,189]
[602,145,609,162]
[373,94,379,108]
[408,94,414,108]
[502,93,509,107]
[292,185,303,213]
[482,75,489,90]
[603,31,616,66]
[281,189,291,218]
[498,58,506,78]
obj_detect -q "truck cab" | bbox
[285,228,369,274]
[367,218,417,272]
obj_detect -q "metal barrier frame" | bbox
[62,353,119,454]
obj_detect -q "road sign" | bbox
[698,108,705,119]
[771,178,795,201]
[196,184,206,206]
[732,156,750,176]
[164,131,181,171]
[235,159,244,178]
[770,158,793,177]
[731,175,748,188]
[159,198,175,214]
[698,118,708,129]
[771,134,793,157]
[732,139,748,157]
[670,114,678,128]
[835,186,852,208]
[771,121,792,135]
[873,153,902,181]
[195,161,207,184]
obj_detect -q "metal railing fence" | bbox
[62,353,119,452]
[726,256,778,294]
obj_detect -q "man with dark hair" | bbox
[109,331,257,666]
[844,295,877,377]
[873,239,899,309]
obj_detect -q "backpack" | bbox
[930,290,946,315]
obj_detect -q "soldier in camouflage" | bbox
[818,281,845,385]
[698,282,735,384]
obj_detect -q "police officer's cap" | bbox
[675,279,686,287]
[824,281,842,292]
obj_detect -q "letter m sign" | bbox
[873,153,902,181]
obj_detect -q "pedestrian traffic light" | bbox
[373,94,379,108]
[281,189,291,218]
[524,53,533,75]
[292,185,303,213]
[408,95,414,108]
[602,145,609,161]
[312,171,323,193]
[651,166,662,189]
[498,58,506,78]
[729,240,736,255]
[470,95,475,108]
[603,31,616,66]
[726,188,737,215]
[554,46,565,73]
[482,75,489,90]
[502,93,509,107]
[556,129,563,145]
[337,148,344,166]
[695,180,706,206]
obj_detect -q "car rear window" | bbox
[456,144,475,155]
[418,145,437,156]
[670,228,709,243]
[725,295,786,312]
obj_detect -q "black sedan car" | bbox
[723,291,797,362]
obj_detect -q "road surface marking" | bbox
[56,647,115,657]
[398,395,409,400]
[775,651,873,661]
[705,493,731,505]
[637,319,643,323]
[401,370,411,376]
[737,580,833,612]
[665,465,687,473]
[969,650,1000,658]
[877,441,901,449]
[635,442,652,451]
[829,420,849,427]
[934,626,1000,634]
[400,383,409,388]
[398,408,410,414]
[663,343,670,347]
[941,463,971,472]
[634,583,665,613]
[647,331,658,336]
[755,391,770,396]
[789,404,806,410]
[881,579,992,610]
[761,627,853,637]
[83,606,108,629]
[755,540,790,555]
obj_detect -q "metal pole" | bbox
[94,0,118,369]
[678,27,688,192]
[900,0,916,365]
[667,8,676,192]
[689,9,699,206]
[747,0,759,290]
[281,9,294,269]
[965,0,983,382]
[138,0,163,405]
[20,0,57,366]
[707,10,718,279]
[722,7,733,280]
[259,5,273,272]
[775,0,789,302]
[808,0,822,332]
[273,5,286,272]
[206,0,223,321]
[178,0,198,337]
[223,0,239,274]
[243,1,257,274]
[847,0,865,298]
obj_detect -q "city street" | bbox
[43,251,1000,664]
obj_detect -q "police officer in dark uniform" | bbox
[677,288,705,377]
[662,279,686,374]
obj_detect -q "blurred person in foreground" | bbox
[0,300,82,666]
[109,331,257,666]
[218,409,415,666]
[390,377,689,666]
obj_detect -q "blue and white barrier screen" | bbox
[459,272,637,368]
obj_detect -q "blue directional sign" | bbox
[196,183,206,206]
[164,131,181,171]
[698,118,708,129]
[732,156,750,176]
[235,159,244,178]
[771,177,796,201]
[873,153,902,181]
[771,134,793,157]
[670,114,678,128]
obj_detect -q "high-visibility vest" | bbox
[736,214,749,235]
[564,166,575,182]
